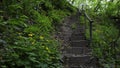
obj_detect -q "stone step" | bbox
[74,27,85,31]
[74,26,85,31]
[84,47,92,55]
[70,40,88,47]
[72,32,85,36]
[73,27,84,31]
[70,66,81,68]
[70,36,85,41]
[64,55,92,66]
[63,47,92,55]
[70,66,88,68]
[73,30,85,34]
[62,33,72,36]
[70,65,98,68]
[76,25,85,29]
[63,47,83,55]
[69,56,91,63]
[73,32,85,36]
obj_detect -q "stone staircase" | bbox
[62,25,95,68]
[56,12,99,68]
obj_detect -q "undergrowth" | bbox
[0,0,76,68]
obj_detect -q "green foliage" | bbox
[1,35,61,68]
[76,0,120,67]
[48,10,68,26]
[0,0,76,68]
[85,21,120,67]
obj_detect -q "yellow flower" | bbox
[46,40,49,42]
[18,32,22,35]
[19,36,22,38]
[48,50,51,53]
[96,30,102,33]
[31,39,36,45]
[42,46,45,48]
[46,47,49,50]
[28,33,33,37]
[39,36,44,40]
[45,47,51,53]
[50,57,55,59]
[32,42,35,45]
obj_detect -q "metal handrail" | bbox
[78,4,93,46]
[84,10,93,46]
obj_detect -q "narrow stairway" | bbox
[59,12,98,68]
[63,24,95,68]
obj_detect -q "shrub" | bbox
[0,0,76,68]
[86,23,120,67]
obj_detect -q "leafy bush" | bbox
[0,0,76,68]
[0,34,61,68]
[86,23,120,67]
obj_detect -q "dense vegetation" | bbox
[72,0,120,67]
[0,0,76,68]
[1,0,120,68]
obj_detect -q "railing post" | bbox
[78,4,93,46]
[89,20,93,46]
[84,11,93,46]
